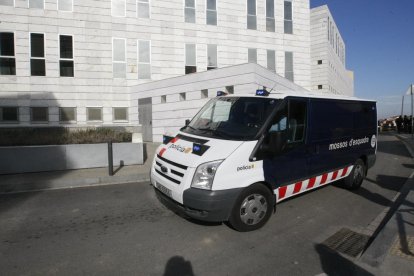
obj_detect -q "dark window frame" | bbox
[0,106,19,123]
[0,32,16,75]
[59,107,77,123]
[30,33,46,76]
[59,35,74,77]
[30,107,49,123]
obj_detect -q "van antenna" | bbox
[267,81,278,94]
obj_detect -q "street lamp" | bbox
[406,84,414,139]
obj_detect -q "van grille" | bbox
[154,154,188,185]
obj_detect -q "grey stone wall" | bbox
[0,142,143,174]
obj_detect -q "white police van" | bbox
[150,90,377,231]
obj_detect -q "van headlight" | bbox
[191,160,223,190]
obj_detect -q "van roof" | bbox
[223,90,376,102]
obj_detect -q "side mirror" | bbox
[185,119,190,126]
[262,131,286,155]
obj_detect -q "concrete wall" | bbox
[131,63,307,142]
[310,5,353,96]
[0,142,143,174]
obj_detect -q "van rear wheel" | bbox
[343,159,366,190]
[229,184,273,232]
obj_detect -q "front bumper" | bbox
[154,187,242,222]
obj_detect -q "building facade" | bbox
[0,0,352,136]
[310,5,353,96]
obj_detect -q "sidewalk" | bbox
[0,143,160,194]
[358,134,414,275]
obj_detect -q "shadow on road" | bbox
[376,133,412,158]
[315,244,373,276]
[164,256,194,276]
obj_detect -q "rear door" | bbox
[307,99,355,176]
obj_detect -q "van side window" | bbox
[267,99,307,143]
[287,100,307,143]
[269,103,288,132]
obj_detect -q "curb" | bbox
[359,172,414,267]
[357,134,414,268]
[0,173,151,194]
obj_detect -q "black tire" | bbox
[229,184,274,232]
[343,159,366,190]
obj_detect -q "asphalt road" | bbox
[1,134,413,276]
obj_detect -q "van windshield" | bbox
[182,97,281,140]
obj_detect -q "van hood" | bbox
[156,132,244,168]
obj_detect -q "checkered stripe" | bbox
[275,165,354,202]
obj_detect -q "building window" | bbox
[31,107,49,123]
[247,0,256,30]
[317,60,322,65]
[0,107,18,122]
[284,0,293,34]
[267,50,276,72]
[161,95,166,103]
[137,0,150,18]
[180,92,186,101]
[248,48,257,63]
[318,85,323,90]
[59,35,74,77]
[113,38,126,78]
[87,107,102,122]
[206,0,217,26]
[30,33,46,76]
[59,107,76,122]
[201,89,208,99]
[58,0,72,11]
[266,0,275,32]
[0,0,14,6]
[113,107,128,122]
[0,32,16,75]
[29,0,44,9]
[285,51,294,81]
[225,85,234,94]
[207,44,217,70]
[112,0,126,17]
[184,0,196,23]
[138,40,151,79]
[185,44,196,74]
[327,18,330,41]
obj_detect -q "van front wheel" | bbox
[229,184,273,232]
[343,159,366,190]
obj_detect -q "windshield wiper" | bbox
[181,124,197,131]
[198,127,234,139]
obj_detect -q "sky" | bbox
[310,0,414,119]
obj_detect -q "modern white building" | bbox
[310,5,353,96]
[0,0,352,141]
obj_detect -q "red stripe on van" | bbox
[159,148,166,157]
[341,167,349,177]
[320,173,328,185]
[307,177,316,189]
[293,182,302,194]
[332,170,339,180]
[278,186,287,200]
[170,137,179,144]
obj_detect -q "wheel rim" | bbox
[240,194,268,225]
[353,164,365,185]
